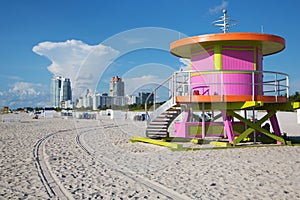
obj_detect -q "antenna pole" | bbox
[223,9,227,33]
[212,9,237,33]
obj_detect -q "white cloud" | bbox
[179,58,190,71]
[0,81,49,108]
[209,1,228,14]
[32,40,120,97]
[9,82,41,96]
[121,63,175,96]
[124,75,165,95]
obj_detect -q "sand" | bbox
[0,112,300,199]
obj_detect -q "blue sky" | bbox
[0,0,299,108]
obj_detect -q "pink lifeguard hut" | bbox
[145,10,299,145]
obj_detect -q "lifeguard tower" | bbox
[145,10,300,145]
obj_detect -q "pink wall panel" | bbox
[191,74,222,95]
[222,50,254,70]
[190,46,262,96]
[223,73,253,95]
[191,73,260,96]
[191,51,214,71]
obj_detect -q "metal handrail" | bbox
[144,71,191,118]
[144,75,172,118]
[145,70,289,120]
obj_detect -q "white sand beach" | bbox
[0,112,300,199]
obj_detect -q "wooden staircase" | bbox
[144,72,189,139]
[146,102,181,139]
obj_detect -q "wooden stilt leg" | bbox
[221,110,234,144]
[269,111,282,145]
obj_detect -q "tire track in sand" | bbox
[76,120,190,200]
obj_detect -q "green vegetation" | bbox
[97,104,151,111]
[289,92,300,102]
[12,107,63,112]
[128,104,145,111]
[97,105,112,110]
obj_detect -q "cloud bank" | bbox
[0,82,49,108]
[32,40,120,97]
[179,58,190,71]
[122,63,175,96]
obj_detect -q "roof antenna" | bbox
[212,9,237,33]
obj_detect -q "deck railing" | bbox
[145,70,289,115]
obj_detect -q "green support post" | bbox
[227,110,285,145]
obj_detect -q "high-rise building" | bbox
[92,93,113,110]
[138,92,154,105]
[109,76,124,96]
[60,78,72,102]
[60,78,72,101]
[50,76,72,108]
[50,75,62,108]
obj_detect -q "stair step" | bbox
[147,129,167,132]
[146,131,167,134]
[165,113,180,116]
[151,121,170,124]
[165,111,180,114]
[149,123,169,126]
[145,100,181,139]
[152,120,170,123]
[156,116,173,119]
[160,112,178,115]
[147,133,168,136]
[147,133,167,136]
[150,121,169,124]
[147,135,168,139]
[146,130,168,133]
[152,118,170,121]
[149,122,168,125]
[158,114,177,118]
[166,111,180,113]
[148,127,169,130]
[147,128,168,131]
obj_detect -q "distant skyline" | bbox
[1,0,300,108]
